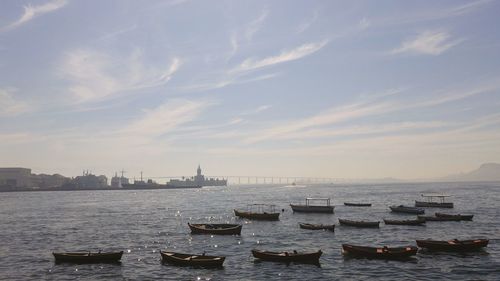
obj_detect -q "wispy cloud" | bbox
[244,101,395,144]
[58,49,181,103]
[228,9,268,60]
[0,88,31,116]
[231,40,328,73]
[1,0,67,32]
[296,10,319,33]
[182,72,279,92]
[358,17,371,30]
[243,81,500,144]
[392,30,464,55]
[121,99,212,137]
[245,9,268,41]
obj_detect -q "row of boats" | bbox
[52,239,490,266]
[52,194,478,267]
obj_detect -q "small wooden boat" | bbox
[188,223,242,235]
[298,222,335,231]
[416,239,489,252]
[344,202,371,207]
[234,204,280,220]
[415,194,454,208]
[342,244,418,259]
[251,249,322,264]
[290,198,334,213]
[338,218,380,228]
[160,251,225,267]
[53,251,123,263]
[435,213,473,221]
[383,218,425,225]
[390,205,425,214]
[417,215,461,221]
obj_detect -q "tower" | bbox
[197,165,202,176]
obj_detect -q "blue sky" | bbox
[1,0,500,180]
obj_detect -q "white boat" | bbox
[290,198,334,213]
[415,194,454,208]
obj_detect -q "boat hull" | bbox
[53,251,123,263]
[417,215,461,221]
[416,239,488,252]
[251,249,322,264]
[344,203,371,207]
[435,213,473,221]
[342,244,417,260]
[188,223,242,235]
[234,209,280,220]
[339,219,380,228]
[415,201,454,208]
[299,223,335,231]
[384,218,426,225]
[390,206,425,214]
[290,204,334,213]
[160,251,225,267]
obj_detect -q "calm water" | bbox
[1,182,499,280]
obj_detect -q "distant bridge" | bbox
[141,175,342,185]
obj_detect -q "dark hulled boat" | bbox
[53,251,123,263]
[416,239,489,252]
[339,218,380,228]
[251,249,322,264]
[383,218,426,226]
[342,244,418,260]
[188,223,242,235]
[234,209,280,220]
[234,204,280,220]
[389,205,425,214]
[298,223,335,231]
[344,202,372,207]
[160,251,225,267]
[435,213,473,221]
[417,215,461,222]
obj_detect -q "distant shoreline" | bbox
[0,185,207,193]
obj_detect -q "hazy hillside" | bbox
[445,163,500,182]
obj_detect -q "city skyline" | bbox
[1,0,500,180]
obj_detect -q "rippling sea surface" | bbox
[1,182,499,280]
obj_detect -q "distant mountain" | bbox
[445,163,500,182]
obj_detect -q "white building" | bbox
[0,168,32,188]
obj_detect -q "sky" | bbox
[1,0,500,180]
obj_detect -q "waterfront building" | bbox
[0,167,32,188]
[110,172,129,188]
[168,165,227,187]
[70,171,108,189]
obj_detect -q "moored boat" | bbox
[416,239,489,252]
[415,194,454,208]
[417,215,461,221]
[251,249,322,264]
[383,218,426,225]
[160,251,225,267]
[290,198,334,213]
[234,204,280,220]
[342,244,418,259]
[338,218,380,228]
[188,223,242,235]
[435,213,473,221]
[52,251,123,263]
[344,202,372,207]
[390,205,425,214]
[298,222,335,231]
